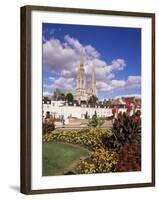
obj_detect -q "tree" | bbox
[88,114,98,127]
[66,93,74,103]
[88,111,104,127]
[88,95,98,107]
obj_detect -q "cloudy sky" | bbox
[42,23,141,99]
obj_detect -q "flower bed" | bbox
[43,128,112,150]
[43,128,117,174]
[43,111,141,174]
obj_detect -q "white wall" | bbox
[0,0,158,199]
[43,103,114,119]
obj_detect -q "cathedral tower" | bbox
[75,50,97,103]
[77,51,86,90]
[91,63,96,96]
[76,50,86,102]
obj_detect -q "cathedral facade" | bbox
[75,53,97,103]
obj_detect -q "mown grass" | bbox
[42,141,90,176]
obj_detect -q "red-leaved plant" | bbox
[115,143,141,172]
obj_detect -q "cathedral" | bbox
[75,52,97,103]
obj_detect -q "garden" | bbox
[43,110,141,176]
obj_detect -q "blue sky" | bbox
[42,23,141,99]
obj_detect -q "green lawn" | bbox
[42,141,90,176]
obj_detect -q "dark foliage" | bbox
[66,93,74,103]
[43,114,55,134]
[102,111,141,150]
[115,143,141,172]
[43,123,55,134]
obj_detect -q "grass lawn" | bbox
[43,141,90,176]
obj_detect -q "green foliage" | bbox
[88,115,98,127]
[66,93,74,102]
[88,112,105,127]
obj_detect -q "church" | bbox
[75,52,97,103]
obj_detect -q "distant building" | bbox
[75,50,97,103]
[43,96,51,104]
[52,88,66,101]
[43,50,141,120]
[42,97,141,120]
[43,100,114,120]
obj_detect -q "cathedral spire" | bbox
[76,47,86,97]
[92,62,96,96]
[80,48,84,68]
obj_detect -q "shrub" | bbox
[43,115,55,134]
[102,111,141,150]
[43,123,55,134]
[88,115,105,127]
[115,143,141,172]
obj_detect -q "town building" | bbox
[42,51,141,121]
[43,100,115,121]
[75,51,96,103]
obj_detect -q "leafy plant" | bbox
[66,92,74,103]
[88,112,105,127]
[102,111,141,150]
[43,115,55,134]
[43,123,55,134]
[115,143,141,172]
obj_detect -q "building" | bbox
[43,100,114,121]
[75,51,97,103]
[42,98,141,121]
[42,50,141,121]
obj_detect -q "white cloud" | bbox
[48,77,55,81]
[111,79,126,88]
[46,77,76,91]
[85,45,100,58]
[43,34,140,95]
[97,81,113,91]
[127,75,141,83]
[43,38,78,72]
[110,59,126,71]
[64,35,82,52]
[43,35,126,81]
[96,76,141,92]
[43,91,52,96]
